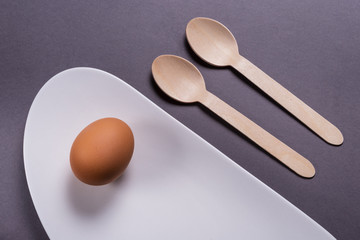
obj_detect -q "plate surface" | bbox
[24,67,334,239]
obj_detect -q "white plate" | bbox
[24,67,334,240]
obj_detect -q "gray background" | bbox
[1,0,360,239]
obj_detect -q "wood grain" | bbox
[199,91,315,178]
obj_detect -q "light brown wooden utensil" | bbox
[186,17,343,146]
[152,55,315,178]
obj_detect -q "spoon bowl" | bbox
[186,17,239,67]
[152,55,206,103]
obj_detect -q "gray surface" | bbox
[1,0,359,239]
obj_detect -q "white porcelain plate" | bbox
[23,68,334,239]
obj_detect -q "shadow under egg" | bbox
[66,172,128,216]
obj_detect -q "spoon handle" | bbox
[231,55,343,145]
[199,91,315,178]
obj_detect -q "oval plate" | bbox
[24,67,334,239]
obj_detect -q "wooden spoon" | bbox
[152,55,315,178]
[186,17,343,145]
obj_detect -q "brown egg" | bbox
[70,117,134,186]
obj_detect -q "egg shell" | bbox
[70,117,134,186]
